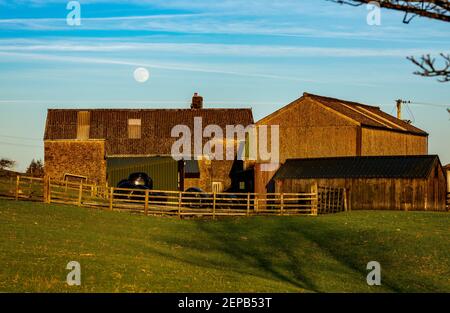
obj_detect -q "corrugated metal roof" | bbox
[257,93,428,136]
[306,93,427,135]
[273,155,441,180]
[44,108,254,156]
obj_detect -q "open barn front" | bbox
[107,156,180,191]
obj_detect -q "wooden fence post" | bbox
[212,192,216,220]
[337,189,340,213]
[311,183,318,216]
[15,176,20,200]
[343,188,348,212]
[246,193,250,216]
[43,176,48,203]
[178,191,182,219]
[78,181,83,206]
[109,187,114,210]
[144,190,149,216]
[47,177,52,204]
[42,176,46,203]
[280,193,284,216]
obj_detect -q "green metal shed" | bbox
[107,156,179,191]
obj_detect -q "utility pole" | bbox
[395,99,411,120]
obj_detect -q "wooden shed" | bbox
[272,155,447,211]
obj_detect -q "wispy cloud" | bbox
[0,50,382,87]
[0,50,321,82]
[0,12,448,42]
[0,38,445,58]
[0,0,352,17]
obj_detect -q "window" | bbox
[184,160,200,179]
[212,182,223,193]
[77,111,90,140]
[128,118,141,139]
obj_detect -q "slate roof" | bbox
[44,108,254,156]
[273,155,441,180]
[258,92,428,136]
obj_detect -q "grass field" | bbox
[0,198,448,293]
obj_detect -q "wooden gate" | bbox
[318,186,347,214]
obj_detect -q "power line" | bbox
[405,103,416,123]
[382,101,449,108]
[409,101,450,108]
[0,141,43,148]
[0,134,42,141]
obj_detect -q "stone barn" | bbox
[254,92,429,193]
[44,94,254,192]
[272,155,447,211]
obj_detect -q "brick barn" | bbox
[254,92,429,194]
[44,94,254,192]
[272,155,447,211]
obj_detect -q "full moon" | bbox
[133,67,149,83]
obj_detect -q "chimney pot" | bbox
[191,92,203,109]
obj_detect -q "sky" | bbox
[0,0,449,171]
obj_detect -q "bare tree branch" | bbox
[328,1,450,23]
[330,1,450,82]
[407,54,450,82]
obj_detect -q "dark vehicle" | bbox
[216,193,247,210]
[127,172,153,189]
[182,187,211,208]
[115,172,153,200]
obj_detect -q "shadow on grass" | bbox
[193,219,319,292]
[192,218,393,292]
[139,216,411,292]
[137,215,443,292]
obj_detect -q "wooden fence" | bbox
[0,176,16,198]
[10,176,348,218]
[15,176,44,201]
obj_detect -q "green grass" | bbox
[0,199,449,293]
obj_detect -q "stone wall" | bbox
[44,140,107,185]
[184,159,234,192]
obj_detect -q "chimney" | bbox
[191,92,203,109]
[396,99,402,120]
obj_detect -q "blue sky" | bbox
[0,0,449,171]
